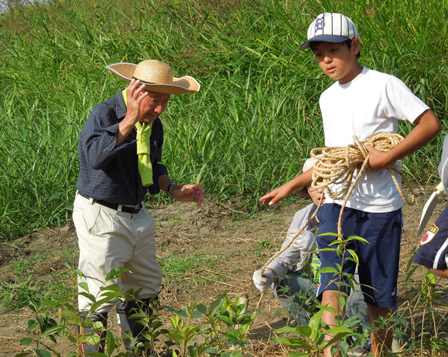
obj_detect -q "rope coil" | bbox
[260,132,406,276]
[310,132,404,199]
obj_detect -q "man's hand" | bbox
[124,79,149,125]
[259,182,294,206]
[117,79,148,144]
[171,184,204,206]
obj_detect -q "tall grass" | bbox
[0,0,447,239]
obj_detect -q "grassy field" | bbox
[1,197,447,356]
[1,2,448,355]
[0,0,447,238]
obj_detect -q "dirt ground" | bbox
[0,186,447,356]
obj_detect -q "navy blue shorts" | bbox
[414,207,448,270]
[316,204,402,309]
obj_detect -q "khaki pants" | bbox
[73,193,161,313]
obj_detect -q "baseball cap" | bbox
[301,13,359,49]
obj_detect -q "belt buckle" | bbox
[118,203,141,213]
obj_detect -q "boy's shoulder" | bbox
[320,68,399,101]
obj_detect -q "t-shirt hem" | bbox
[325,198,403,213]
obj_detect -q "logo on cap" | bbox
[314,15,325,34]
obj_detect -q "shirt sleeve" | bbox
[381,76,430,124]
[81,105,135,170]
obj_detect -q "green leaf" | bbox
[275,336,307,347]
[289,352,309,357]
[319,266,338,274]
[35,349,52,357]
[276,326,311,337]
[318,248,338,253]
[319,232,339,237]
[346,249,359,265]
[425,271,437,285]
[78,282,90,292]
[19,337,33,346]
[78,291,96,303]
[323,326,354,348]
[345,235,368,244]
[105,331,117,355]
[27,319,38,331]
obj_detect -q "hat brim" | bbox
[106,63,200,94]
[301,35,351,49]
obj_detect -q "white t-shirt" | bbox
[319,67,429,212]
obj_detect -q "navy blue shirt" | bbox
[76,91,168,205]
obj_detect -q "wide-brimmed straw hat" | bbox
[107,59,200,94]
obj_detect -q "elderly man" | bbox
[73,59,203,354]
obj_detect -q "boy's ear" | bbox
[351,38,361,56]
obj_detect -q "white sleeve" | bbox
[381,76,429,124]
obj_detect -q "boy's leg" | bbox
[356,209,402,356]
[367,304,392,356]
[322,290,343,357]
[316,204,358,357]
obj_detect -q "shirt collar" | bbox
[114,90,127,119]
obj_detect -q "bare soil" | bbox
[0,186,447,356]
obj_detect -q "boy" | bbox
[414,134,448,278]
[260,13,440,356]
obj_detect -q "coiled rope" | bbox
[261,132,406,275]
[310,132,404,200]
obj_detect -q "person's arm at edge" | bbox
[368,110,441,169]
[259,168,313,206]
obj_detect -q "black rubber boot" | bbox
[116,297,159,356]
[79,311,108,355]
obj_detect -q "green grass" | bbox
[0,252,76,312]
[1,0,447,239]
[161,254,218,278]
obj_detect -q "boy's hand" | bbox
[171,184,204,206]
[260,183,294,206]
[366,145,394,170]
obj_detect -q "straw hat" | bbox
[107,59,200,94]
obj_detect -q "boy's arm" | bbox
[260,169,313,206]
[367,110,441,170]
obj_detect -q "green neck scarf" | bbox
[122,89,153,187]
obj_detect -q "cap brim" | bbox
[301,35,351,49]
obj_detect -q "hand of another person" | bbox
[307,186,324,205]
[171,184,204,206]
[259,183,294,206]
[124,79,148,125]
[252,269,274,293]
[366,145,394,170]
